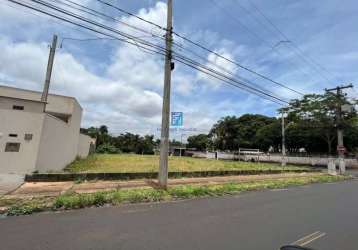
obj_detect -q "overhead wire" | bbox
[245,0,339,83]
[7,0,168,56]
[25,0,169,54]
[5,0,288,105]
[172,52,288,104]
[93,0,305,96]
[94,0,166,31]
[54,0,166,40]
[171,43,286,101]
[209,0,325,89]
[52,0,286,99]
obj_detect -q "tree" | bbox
[284,92,357,154]
[170,139,183,147]
[209,114,275,150]
[187,134,209,151]
[255,121,281,151]
[81,126,157,155]
[81,125,110,147]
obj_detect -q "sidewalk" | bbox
[4,172,323,199]
[0,174,24,196]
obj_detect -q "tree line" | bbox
[188,92,357,155]
[82,92,357,155]
[80,126,183,155]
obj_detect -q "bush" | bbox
[96,144,119,154]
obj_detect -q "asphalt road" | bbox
[1,179,358,250]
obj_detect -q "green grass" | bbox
[2,175,350,216]
[66,154,309,173]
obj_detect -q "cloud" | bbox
[196,48,238,89]
[3,0,352,138]
[0,1,177,136]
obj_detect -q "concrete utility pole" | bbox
[159,0,173,188]
[281,111,286,167]
[41,34,58,105]
[325,84,353,174]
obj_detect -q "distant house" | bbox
[0,85,93,174]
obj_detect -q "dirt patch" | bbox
[9,182,73,198]
[4,172,323,199]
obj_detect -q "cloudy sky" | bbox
[0,0,357,139]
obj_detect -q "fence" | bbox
[192,151,358,168]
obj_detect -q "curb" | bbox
[25,169,321,182]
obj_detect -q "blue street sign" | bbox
[171,112,183,127]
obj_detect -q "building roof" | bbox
[0,85,82,115]
[0,95,47,104]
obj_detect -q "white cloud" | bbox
[0,2,174,135]
[196,48,238,89]
[0,0,296,137]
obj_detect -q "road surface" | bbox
[0,179,357,250]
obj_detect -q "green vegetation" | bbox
[3,198,52,216]
[1,175,350,216]
[81,92,357,156]
[66,154,309,173]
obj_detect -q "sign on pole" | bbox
[337,145,346,153]
[171,112,183,127]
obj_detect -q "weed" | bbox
[5,175,350,215]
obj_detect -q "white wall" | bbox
[77,134,93,158]
[0,85,75,115]
[0,97,44,113]
[35,101,82,172]
[196,152,358,168]
[0,109,44,174]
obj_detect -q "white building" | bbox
[0,85,93,174]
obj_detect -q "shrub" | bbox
[96,144,119,154]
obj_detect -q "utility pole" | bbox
[159,0,173,188]
[41,34,58,106]
[325,84,353,174]
[281,111,286,167]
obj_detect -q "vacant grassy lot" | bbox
[66,154,309,173]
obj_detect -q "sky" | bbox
[0,0,357,140]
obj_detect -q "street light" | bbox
[281,111,288,167]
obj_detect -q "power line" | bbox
[92,0,304,96]
[66,0,276,97]
[46,0,167,54]
[1,0,100,39]
[51,0,289,99]
[175,57,285,105]
[212,0,318,84]
[171,44,285,101]
[6,0,168,56]
[29,0,292,102]
[208,0,274,49]
[59,36,159,56]
[172,52,288,104]
[209,0,337,87]
[5,0,288,105]
[26,0,168,54]
[94,0,166,31]
[173,32,304,96]
[210,0,331,88]
[245,0,339,83]
[47,0,166,42]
